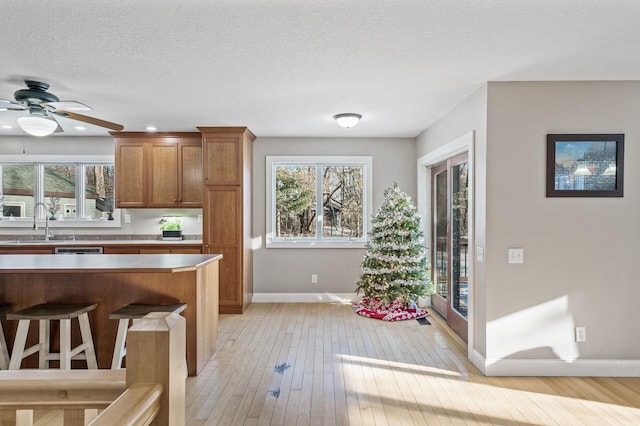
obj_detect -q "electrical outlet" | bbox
[575,326,586,342]
[311,274,318,284]
[124,214,131,224]
[508,248,524,264]
[197,214,202,224]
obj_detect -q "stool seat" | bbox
[7,303,97,320]
[0,304,11,369]
[109,303,187,369]
[109,303,187,320]
[8,303,98,370]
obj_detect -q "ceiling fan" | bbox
[0,80,124,136]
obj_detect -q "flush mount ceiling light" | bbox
[17,115,58,136]
[333,113,362,128]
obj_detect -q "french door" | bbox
[431,152,469,341]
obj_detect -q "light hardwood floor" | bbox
[185,303,640,425]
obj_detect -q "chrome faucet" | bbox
[33,202,52,241]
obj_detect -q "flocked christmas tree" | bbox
[356,183,429,305]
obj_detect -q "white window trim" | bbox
[0,155,121,228]
[266,155,372,248]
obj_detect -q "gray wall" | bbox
[252,137,416,296]
[418,81,639,374]
[485,81,639,363]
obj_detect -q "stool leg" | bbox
[78,313,97,369]
[59,318,71,370]
[0,322,10,370]
[9,320,30,370]
[39,319,51,369]
[111,318,129,369]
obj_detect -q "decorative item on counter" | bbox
[105,198,115,220]
[46,192,61,220]
[160,216,183,240]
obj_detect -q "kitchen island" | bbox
[0,253,221,376]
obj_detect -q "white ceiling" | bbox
[1,1,640,138]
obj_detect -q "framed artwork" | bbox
[546,134,624,197]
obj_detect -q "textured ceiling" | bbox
[1,1,640,138]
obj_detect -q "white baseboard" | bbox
[472,351,640,377]
[252,293,359,303]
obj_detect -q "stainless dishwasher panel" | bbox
[54,247,104,254]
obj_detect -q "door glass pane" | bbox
[452,162,469,319]
[1,164,34,218]
[434,170,448,299]
[85,165,115,219]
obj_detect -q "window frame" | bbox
[266,155,372,248]
[0,155,121,228]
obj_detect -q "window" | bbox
[266,156,372,248]
[0,156,118,227]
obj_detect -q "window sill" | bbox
[0,212,121,228]
[266,239,366,249]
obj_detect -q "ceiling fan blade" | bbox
[52,110,124,131]
[43,101,92,111]
[0,98,27,111]
[49,114,64,133]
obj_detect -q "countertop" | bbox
[0,239,203,246]
[0,253,221,273]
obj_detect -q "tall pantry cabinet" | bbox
[198,127,256,314]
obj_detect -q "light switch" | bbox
[476,247,484,262]
[508,248,524,264]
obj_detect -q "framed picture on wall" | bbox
[546,133,624,197]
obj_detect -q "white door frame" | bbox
[417,131,475,359]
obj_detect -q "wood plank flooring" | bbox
[185,303,640,425]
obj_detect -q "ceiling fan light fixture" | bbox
[17,116,57,137]
[333,113,362,128]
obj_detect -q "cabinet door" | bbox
[203,187,240,246]
[148,143,179,207]
[115,141,146,208]
[139,248,171,254]
[0,248,54,254]
[203,136,241,186]
[179,141,203,207]
[103,247,140,254]
[203,187,243,313]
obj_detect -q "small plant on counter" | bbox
[105,198,115,220]
[160,217,182,231]
[47,192,61,220]
[160,217,183,240]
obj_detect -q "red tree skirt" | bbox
[353,297,429,321]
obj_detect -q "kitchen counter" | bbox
[0,253,218,273]
[0,239,203,245]
[0,253,220,375]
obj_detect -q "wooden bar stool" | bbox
[0,304,11,369]
[109,303,187,369]
[7,303,98,370]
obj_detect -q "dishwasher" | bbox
[54,247,104,255]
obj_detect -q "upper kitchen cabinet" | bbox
[114,138,146,208]
[112,132,203,208]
